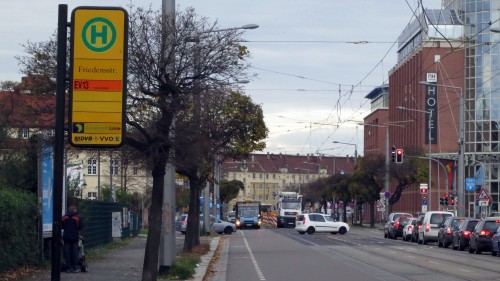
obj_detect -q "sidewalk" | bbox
[19,235,220,281]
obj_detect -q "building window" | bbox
[88,192,97,200]
[87,159,97,175]
[19,128,29,139]
[111,159,119,175]
[253,173,256,179]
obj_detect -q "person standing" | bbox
[62,205,84,273]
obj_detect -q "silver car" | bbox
[175,214,237,235]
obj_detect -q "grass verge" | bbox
[159,239,211,280]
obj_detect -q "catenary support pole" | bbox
[159,0,176,274]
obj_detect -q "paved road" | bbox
[208,225,500,281]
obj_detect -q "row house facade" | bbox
[222,153,356,211]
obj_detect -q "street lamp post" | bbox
[294,168,311,194]
[418,81,464,216]
[332,141,358,162]
[397,105,433,211]
[332,141,358,223]
[356,123,390,220]
[303,161,321,176]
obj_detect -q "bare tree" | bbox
[15,5,261,280]
[126,7,261,280]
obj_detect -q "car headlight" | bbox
[236,219,240,226]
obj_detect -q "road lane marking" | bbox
[241,231,266,280]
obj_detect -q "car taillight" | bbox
[182,220,187,225]
[463,231,471,237]
[395,221,400,228]
[479,230,491,236]
[408,226,413,231]
[302,216,306,224]
[418,225,422,230]
[425,224,430,232]
[446,227,452,234]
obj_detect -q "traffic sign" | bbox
[420,183,428,195]
[477,188,490,200]
[465,178,476,191]
[422,199,428,205]
[69,7,128,147]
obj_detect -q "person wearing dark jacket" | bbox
[62,205,84,273]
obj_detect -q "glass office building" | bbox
[445,0,500,213]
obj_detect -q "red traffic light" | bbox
[395,148,403,163]
[444,193,449,198]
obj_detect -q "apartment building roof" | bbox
[222,153,356,175]
[0,91,56,128]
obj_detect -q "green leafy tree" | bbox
[326,173,353,222]
[350,155,386,227]
[175,89,267,252]
[0,136,38,192]
[219,179,245,215]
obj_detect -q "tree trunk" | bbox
[141,160,167,281]
[369,201,375,228]
[184,176,202,252]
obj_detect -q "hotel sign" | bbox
[425,73,437,145]
[69,7,128,148]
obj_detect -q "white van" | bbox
[418,211,454,245]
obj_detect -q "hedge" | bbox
[0,187,39,274]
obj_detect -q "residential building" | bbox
[222,153,355,211]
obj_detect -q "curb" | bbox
[206,236,228,281]
[191,236,220,281]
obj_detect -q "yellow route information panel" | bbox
[69,7,128,148]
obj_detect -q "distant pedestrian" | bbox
[62,205,84,273]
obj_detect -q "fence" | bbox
[65,199,142,249]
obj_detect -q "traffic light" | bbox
[444,193,449,206]
[440,197,444,205]
[391,146,396,162]
[396,149,404,163]
[449,193,455,206]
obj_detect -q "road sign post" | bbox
[69,7,128,148]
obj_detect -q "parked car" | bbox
[175,214,237,235]
[468,218,500,254]
[384,212,413,238]
[411,214,425,243]
[489,212,500,218]
[418,211,454,245]
[437,217,466,248]
[491,225,500,256]
[402,218,417,241]
[452,218,480,251]
[296,213,349,235]
[226,211,236,223]
[390,215,413,240]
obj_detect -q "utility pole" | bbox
[159,0,176,274]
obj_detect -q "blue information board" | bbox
[465,178,475,191]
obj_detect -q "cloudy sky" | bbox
[0,0,443,157]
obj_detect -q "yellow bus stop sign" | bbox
[69,7,128,147]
